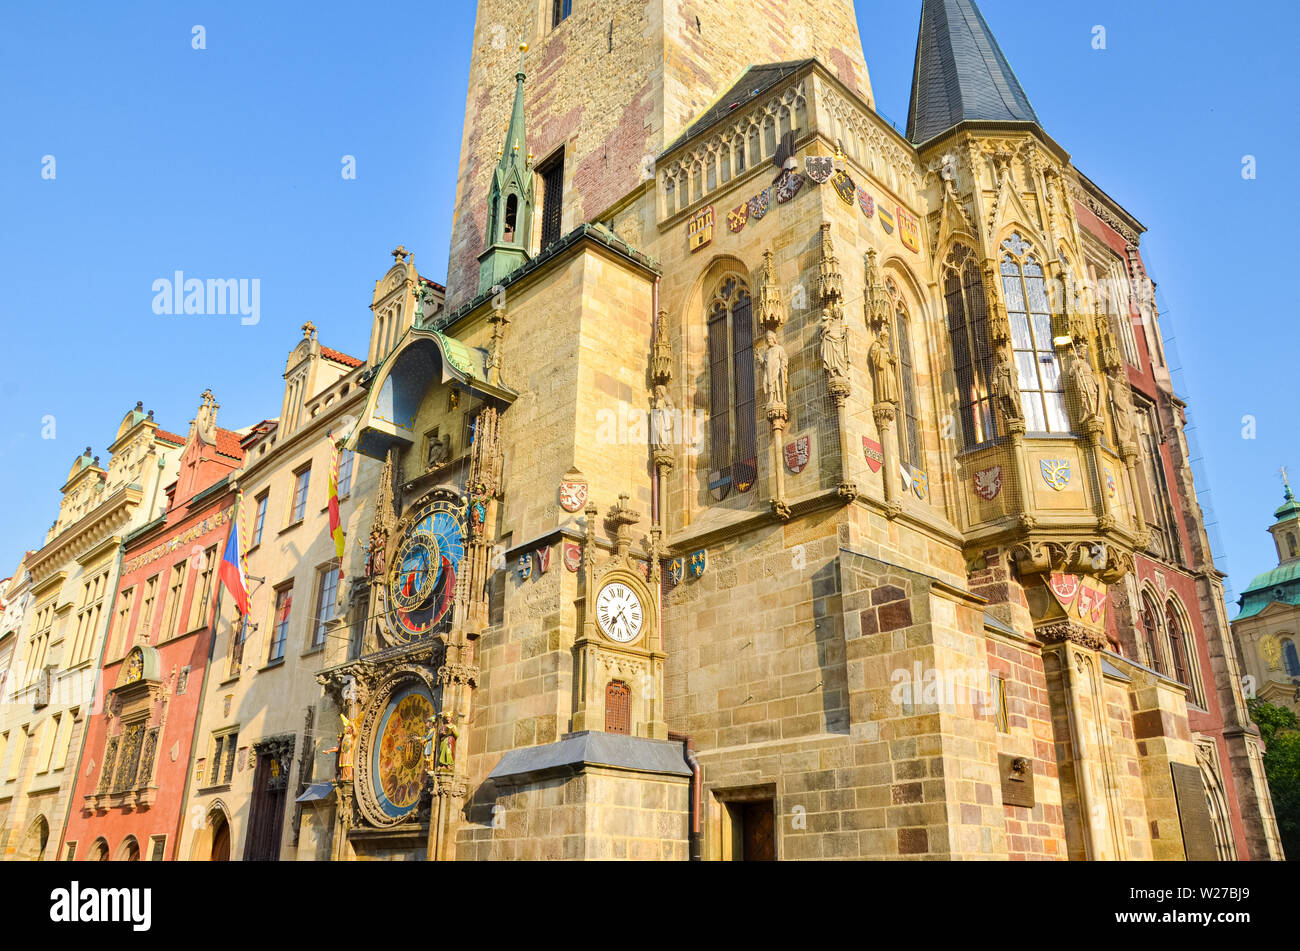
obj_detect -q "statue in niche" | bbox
[868,324,901,407]
[991,348,1023,425]
[1069,343,1104,425]
[426,432,453,470]
[819,307,849,386]
[761,330,788,414]
[652,384,676,452]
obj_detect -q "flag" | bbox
[327,432,346,581]
[219,491,250,616]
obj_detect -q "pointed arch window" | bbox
[943,245,996,449]
[1139,593,1166,675]
[886,279,921,466]
[502,194,518,242]
[707,277,758,501]
[1000,234,1070,433]
[1165,601,1206,708]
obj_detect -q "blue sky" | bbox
[0,1,1295,605]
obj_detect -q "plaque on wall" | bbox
[1171,762,1219,861]
[998,753,1035,808]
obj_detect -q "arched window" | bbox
[1164,602,1187,685]
[943,245,996,448]
[707,277,758,501]
[117,836,141,861]
[1284,638,1300,678]
[1288,532,1298,559]
[605,681,631,735]
[886,279,921,466]
[1166,600,1206,707]
[89,837,110,861]
[502,194,518,242]
[1139,593,1166,675]
[1000,234,1070,433]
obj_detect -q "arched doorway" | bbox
[17,815,49,861]
[210,809,231,861]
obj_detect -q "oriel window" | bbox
[1000,234,1070,434]
[943,246,996,449]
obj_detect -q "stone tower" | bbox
[444,0,873,310]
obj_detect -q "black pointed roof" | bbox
[906,0,1038,144]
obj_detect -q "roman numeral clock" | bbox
[570,496,668,740]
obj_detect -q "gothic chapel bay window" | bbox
[707,277,758,501]
[943,245,997,449]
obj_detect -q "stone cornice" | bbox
[28,485,143,585]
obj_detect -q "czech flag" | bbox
[219,492,250,616]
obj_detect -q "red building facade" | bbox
[1074,194,1275,859]
[60,392,243,861]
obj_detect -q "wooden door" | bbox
[741,801,775,861]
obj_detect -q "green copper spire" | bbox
[478,42,536,295]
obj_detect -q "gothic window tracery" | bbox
[1000,234,1069,434]
[886,279,921,466]
[707,276,758,501]
[943,245,996,449]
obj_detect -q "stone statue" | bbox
[761,330,788,411]
[819,307,849,386]
[1109,371,1136,447]
[364,529,387,578]
[652,384,676,452]
[326,713,357,782]
[868,325,901,407]
[1069,344,1103,425]
[991,348,1023,425]
[195,389,219,445]
[426,433,452,470]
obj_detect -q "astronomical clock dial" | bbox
[595,581,645,644]
[386,497,466,642]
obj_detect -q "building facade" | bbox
[304,0,1283,861]
[59,391,244,861]
[1233,483,1300,716]
[0,406,182,860]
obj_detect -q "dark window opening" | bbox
[537,151,564,249]
[503,193,518,243]
[945,253,997,449]
[552,0,572,28]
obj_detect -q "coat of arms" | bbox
[563,542,582,572]
[1040,459,1072,492]
[904,464,929,500]
[862,437,883,473]
[535,545,552,574]
[805,155,834,184]
[688,205,714,252]
[748,188,771,221]
[709,468,732,502]
[1048,572,1080,606]
[784,435,811,474]
[517,552,533,583]
[830,170,856,206]
[857,187,875,218]
[1103,466,1117,499]
[897,206,920,253]
[688,549,707,579]
[775,170,804,204]
[973,465,1003,501]
[728,203,748,233]
[878,206,896,234]
[669,556,685,586]
[734,458,757,493]
[558,468,588,512]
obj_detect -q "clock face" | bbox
[596,582,645,643]
[386,498,465,642]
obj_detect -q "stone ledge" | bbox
[488,731,692,786]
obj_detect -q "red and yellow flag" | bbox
[327,433,346,581]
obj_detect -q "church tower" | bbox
[444,0,873,309]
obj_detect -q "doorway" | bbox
[719,792,776,861]
[210,812,230,862]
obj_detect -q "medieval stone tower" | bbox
[445,0,872,310]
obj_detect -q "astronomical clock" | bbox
[385,494,466,644]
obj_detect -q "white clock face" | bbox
[595,582,644,643]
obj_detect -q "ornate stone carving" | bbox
[868,324,901,409]
[820,305,850,404]
[1035,620,1108,652]
[1109,370,1137,452]
[757,250,785,332]
[864,250,890,332]
[761,330,789,422]
[991,348,1024,431]
[1068,344,1104,430]
[436,663,480,687]
[194,389,219,446]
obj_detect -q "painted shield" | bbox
[734,457,758,493]
[862,437,884,473]
[563,542,582,572]
[878,206,896,234]
[1077,584,1107,625]
[1104,466,1117,499]
[973,465,1003,502]
[517,552,533,583]
[748,188,772,220]
[689,549,707,579]
[559,475,588,512]
[728,203,748,233]
[784,435,811,474]
[669,557,685,586]
[857,187,875,218]
[775,170,804,204]
[909,465,929,501]
[897,206,920,253]
[536,545,552,574]
[805,155,834,184]
[688,205,714,252]
[830,170,856,206]
[1048,572,1080,608]
[1040,459,1072,492]
[709,468,733,502]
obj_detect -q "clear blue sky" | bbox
[1,1,1295,606]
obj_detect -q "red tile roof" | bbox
[155,429,185,445]
[322,346,363,368]
[215,428,245,461]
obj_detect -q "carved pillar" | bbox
[758,251,791,519]
[650,315,675,525]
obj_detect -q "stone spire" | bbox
[478,42,536,296]
[906,0,1039,144]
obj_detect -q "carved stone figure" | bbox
[1109,371,1136,447]
[195,389,219,445]
[819,307,849,385]
[328,713,356,782]
[991,348,1023,425]
[652,384,676,452]
[761,330,788,412]
[1069,344,1103,425]
[364,528,387,578]
[426,433,452,470]
[868,325,901,407]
